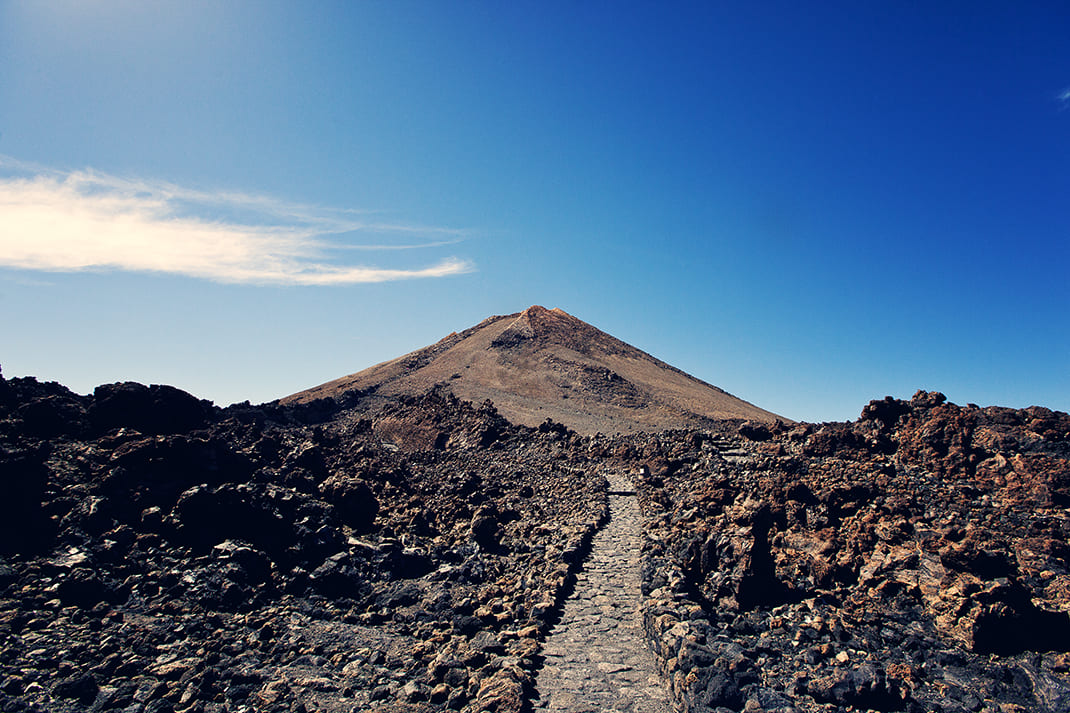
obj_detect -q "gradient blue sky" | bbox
[1,1,1068,422]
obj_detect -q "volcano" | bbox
[283,305,783,433]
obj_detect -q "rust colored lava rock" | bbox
[627,393,1070,713]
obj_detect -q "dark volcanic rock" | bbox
[52,672,98,703]
[318,473,379,532]
[171,483,294,554]
[0,444,52,554]
[2,364,1068,713]
[737,421,772,442]
[0,375,606,713]
[2,376,90,439]
[89,381,211,435]
[105,434,252,516]
[470,505,503,549]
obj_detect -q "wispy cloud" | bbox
[336,239,464,251]
[1058,87,1070,111]
[0,156,474,285]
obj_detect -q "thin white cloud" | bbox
[1058,87,1070,111]
[0,157,474,285]
[336,239,463,251]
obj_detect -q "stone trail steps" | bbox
[532,473,671,713]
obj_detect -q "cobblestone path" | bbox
[533,473,671,713]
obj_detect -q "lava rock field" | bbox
[2,371,1069,712]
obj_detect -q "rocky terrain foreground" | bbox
[2,367,1069,712]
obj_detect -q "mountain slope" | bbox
[282,305,784,433]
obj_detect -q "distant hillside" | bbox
[282,305,784,434]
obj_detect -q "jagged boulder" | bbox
[0,445,52,554]
[89,382,212,435]
[318,474,378,532]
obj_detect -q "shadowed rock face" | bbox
[281,306,784,435]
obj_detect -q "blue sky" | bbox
[1,1,1067,422]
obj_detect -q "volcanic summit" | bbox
[283,305,782,434]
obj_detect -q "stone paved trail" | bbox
[533,472,671,713]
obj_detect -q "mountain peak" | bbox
[284,307,784,434]
[492,306,596,350]
[515,305,582,334]
[522,304,557,316]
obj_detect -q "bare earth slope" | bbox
[282,306,783,434]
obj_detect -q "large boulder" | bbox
[16,394,89,438]
[1,376,89,438]
[103,435,251,515]
[0,445,52,554]
[309,551,370,599]
[171,484,293,555]
[89,382,212,435]
[318,474,379,532]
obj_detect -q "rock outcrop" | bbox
[627,391,1070,712]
